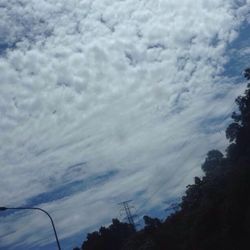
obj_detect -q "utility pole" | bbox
[118,200,136,230]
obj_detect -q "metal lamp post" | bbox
[0,206,61,250]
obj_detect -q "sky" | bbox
[0,0,250,249]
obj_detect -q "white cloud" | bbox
[0,0,249,249]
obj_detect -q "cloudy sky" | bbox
[0,0,250,249]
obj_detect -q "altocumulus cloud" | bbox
[0,0,250,249]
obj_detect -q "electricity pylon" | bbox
[118,200,136,230]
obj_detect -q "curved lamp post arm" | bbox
[0,207,61,250]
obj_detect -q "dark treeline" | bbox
[73,68,250,250]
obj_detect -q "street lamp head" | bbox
[0,207,7,211]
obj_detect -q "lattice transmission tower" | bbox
[118,200,136,230]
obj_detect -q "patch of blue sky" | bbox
[133,195,182,230]
[223,21,250,80]
[1,214,112,250]
[19,217,113,250]
[147,43,166,50]
[0,170,118,219]
[0,170,118,250]
[57,216,115,250]
[199,115,230,135]
[0,43,7,54]
[26,170,118,207]
[2,230,85,250]
[0,42,13,56]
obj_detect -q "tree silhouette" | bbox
[81,219,135,250]
[201,150,224,174]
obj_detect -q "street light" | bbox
[0,206,61,250]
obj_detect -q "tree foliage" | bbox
[201,149,224,174]
[79,219,135,250]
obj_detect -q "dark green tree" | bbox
[201,150,224,174]
[81,219,135,250]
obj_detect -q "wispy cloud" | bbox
[0,0,250,249]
